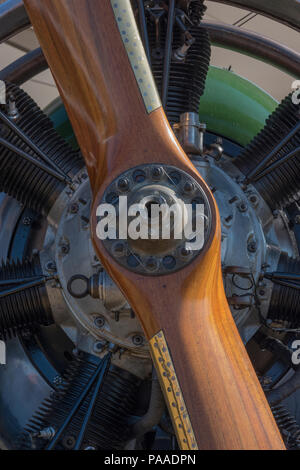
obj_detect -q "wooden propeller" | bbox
[24,0,285,449]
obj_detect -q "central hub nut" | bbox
[99,164,212,275]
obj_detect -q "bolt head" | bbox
[181,247,191,258]
[45,261,56,273]
[117,178,130,192]
[23,217,32,226]
[112,242,126,258]
[237,202,248,213]
[132,335,144,346]
[61,244,70,255]
[94,316,105,329]
[248,241,257,253]
[249,195,258,204]
[151,167,163,180]
[70,202,79,214]
[145,257,158,272]
[93,341,107,353]
[183,181,195,195]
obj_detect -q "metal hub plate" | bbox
[100,164,212,275]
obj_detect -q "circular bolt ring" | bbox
[67,275,89,299]
[101,164,212,276]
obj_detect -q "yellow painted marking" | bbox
[111,0,161,114]
[150,330,198,450]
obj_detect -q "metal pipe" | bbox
[0,0,30,43]
[137,0,151,66]
[203,22,300,78]
[162,0,175,109]
[1,25,300,90]
[0,48,47,85]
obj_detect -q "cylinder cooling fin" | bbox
[19,354,141,451]
[234,94,300,210]
[0,83,83,215]
[0,254,54,340]
[1,0,300,453]
[132,0,211,125]
[267,252,300,328]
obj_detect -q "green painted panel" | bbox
[47,66,278,149]
[199,66,278,146]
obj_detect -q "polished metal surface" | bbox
[43,171,149,363]
[101,164,212,275]
[174,112,206,155]
[193,154,297,343]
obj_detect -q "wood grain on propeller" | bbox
[24,0,285,449]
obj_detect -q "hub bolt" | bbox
[145,257,159,272]
[112,242,126,258]
[151,167,163,180]
[181,247,191,258]
[183,181,195,195]
[117,178,130,192]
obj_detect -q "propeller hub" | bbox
[98,164,212,275]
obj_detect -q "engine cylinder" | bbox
[0,83,83,215]
[0,255,53,340]
[235,94,300,210]
[267,252,300,327]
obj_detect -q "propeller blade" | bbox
[24,0,285,449]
